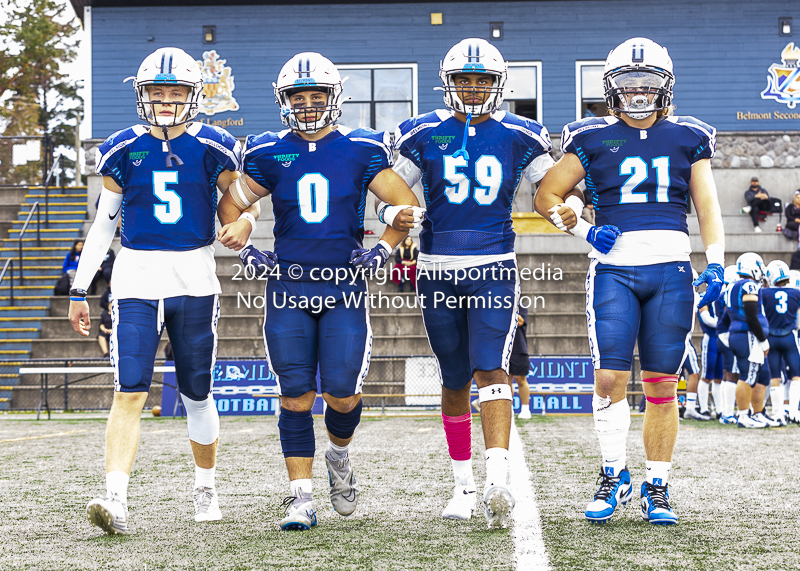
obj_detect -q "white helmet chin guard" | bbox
[439,38,507,116]
[125,47,204,128]
[736,252,766,283]
[274,53,345,134]
[603,37,674,120]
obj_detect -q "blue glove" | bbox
[239,244,278,272]
[350,242,391,271]
[587,225,622,255]
[693,263,724,308]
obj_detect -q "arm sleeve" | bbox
[699,308,718,328]
[393,155,422,189]
[71,188,123,291]
[522,153,556,185]
[743,300,767,342]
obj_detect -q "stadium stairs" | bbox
[0,185,88,410]
[6,202,796,410]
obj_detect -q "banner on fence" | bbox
[162,360,324,416]
[514,356,594,415]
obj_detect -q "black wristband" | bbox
[69,288,88,298]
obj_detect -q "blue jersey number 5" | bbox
[153,171,182,224]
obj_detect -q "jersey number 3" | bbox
[619,156,670,204]
[153,171,183,224]
[443,155,503,205]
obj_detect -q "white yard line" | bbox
[509,420,551,571]
[0,428,94,444]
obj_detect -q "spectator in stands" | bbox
[62,240,84,286]
[783,190,800,241]
[392,236,419,292]
[97,286,113,358]
[742,177,771,232]
[90,248,116,295]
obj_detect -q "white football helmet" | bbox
[736,252,766,282]
[766,260,791,287]
[274,53,344,133]
[603,38,674,120]
[789,270,800,290]
[439,38,507,115]
[126,47,204,127]
[723,265,739,285]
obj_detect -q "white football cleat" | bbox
[751,411,780,427]
[87,493,128,535]
[684,407,712,421]
[737,414,767,429]
[517,407,532,420]
[442,484,477,520]
[279,493,317,531]
[193,486,222,522]
[483,485,515,529]
[325,452,359,516]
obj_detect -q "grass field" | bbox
[0,412,798,571]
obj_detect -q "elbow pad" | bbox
[72,188,122,291]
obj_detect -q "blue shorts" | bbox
[682,343,700,375]
[716,335,738,374]
[701,333,723,380]
[110,295,219,401]
[416,260,519,391]
[263,278,371,399]
[729,331,770,387]
[767,332,800,379]
[586,261,694,374]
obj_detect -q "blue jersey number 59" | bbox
[153,171,183,224]
[443,155,503,205]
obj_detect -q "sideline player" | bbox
[389,38,582,528]
[697,293,722,417]
[511,304,532,420]
[725,253,774,428]
[217,52,421,531]
[716,265,740,424]
[69,48,256,534]
[535,38,725,525]
[762,260,800,426]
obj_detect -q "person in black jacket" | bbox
[783,190,800,241]
[742,177,771,232]
[89,248,116,295]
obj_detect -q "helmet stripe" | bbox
[632,46,644,63]
[160,52,166,74]
[166,52,173,74]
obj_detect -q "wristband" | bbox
[70,288,87,301]
[378,240,392,253]
[571,217,592,240]
[705,244,725,268]
[377,202,390,224]
[238,211,257,233]
[565,195,585,219]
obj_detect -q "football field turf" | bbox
[0,413,798,570]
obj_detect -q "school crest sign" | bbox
[196,50,240,116]
[761,43,800,109]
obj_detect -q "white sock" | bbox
[106,471,129,504]
[698,381,710,412]
[790,380,800,419]
[195,466,215,490]
[451,458,475,488]
[711,382,721,412]
[770,386,784,418]
[737,408,749,418]
[593,395,630,478]
[685,392,697,411]
[290,479,313,497]
[484,448,509,490]
[645,461,671,486]
[723,381,738,417]
[327,441,349,460]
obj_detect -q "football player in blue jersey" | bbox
[68,48,258,535]
[387,38,574,528]
[716,265,740,424]
[763,260,800,426]
[217,52,420,531]
[725,253,773,429]
[696,293,722,418]
[535,38,725,525]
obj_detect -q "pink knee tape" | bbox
[442,412,472,461]
[642,376,678,383]
[645,396,676,405]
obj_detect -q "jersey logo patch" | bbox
[309,142,317,152]
[129,151,149,167]
[273,153,299,168]
[640,130,648,140]
[602,139,626,153]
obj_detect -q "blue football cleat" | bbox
[640,481,678,525]
[585,467,632,524]
[279,494,317,531]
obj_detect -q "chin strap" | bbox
[451,112,472,161]
[161,126,184,167]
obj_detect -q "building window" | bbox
[338,64,418,132]
[576,61,607,120]
[499,62,542,123]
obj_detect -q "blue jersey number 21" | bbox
[443,155,503,205]
[153,171,183,224]
[619,156,670,204]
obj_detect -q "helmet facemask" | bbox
[275,83,344,134]
[440,72,505,115]
[137,83,199,128]
[604,67,673,120]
